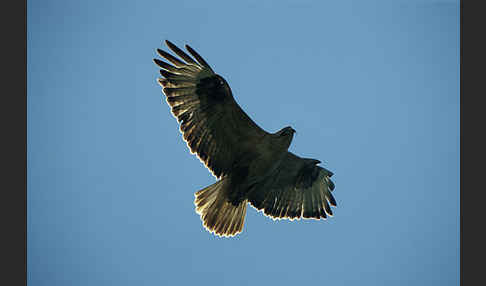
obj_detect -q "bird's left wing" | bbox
[248,152,337,220]
[154,40,269,179]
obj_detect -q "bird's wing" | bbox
[154,40,269,178]
[248,152,337,220]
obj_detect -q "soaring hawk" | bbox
[154,40,337,237]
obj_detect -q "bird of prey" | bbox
[154,40,337,237]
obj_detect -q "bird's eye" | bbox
[219,79,224,85]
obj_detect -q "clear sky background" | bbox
[27,0,460,285]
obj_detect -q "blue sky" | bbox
[27,1,459,285]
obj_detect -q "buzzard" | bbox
[154,40,337,237]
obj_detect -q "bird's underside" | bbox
[154,40,337,237]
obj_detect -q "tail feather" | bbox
[195,179,247,237]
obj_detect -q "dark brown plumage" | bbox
[154,40,337,237]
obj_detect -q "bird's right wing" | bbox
[248,152,337,220]
[154,40,269,179]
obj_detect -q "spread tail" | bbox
[194,179,248,237]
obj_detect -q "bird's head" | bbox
[275,126,296,150]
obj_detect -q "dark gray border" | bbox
[461,0,485,285]
[3,0,27,285]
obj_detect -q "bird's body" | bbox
[224,129,293,206]
[154,41,337,237]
